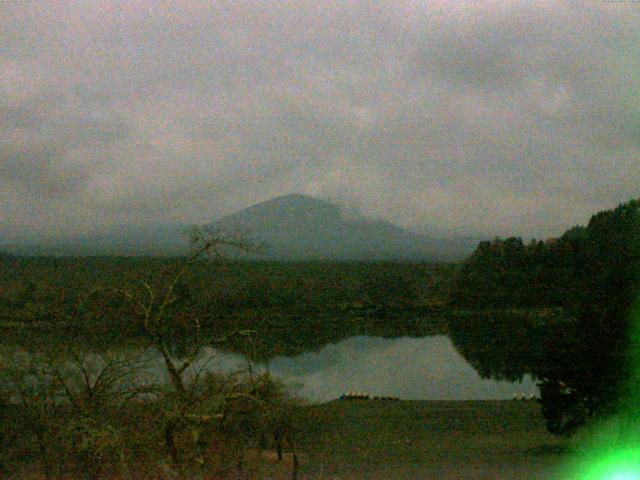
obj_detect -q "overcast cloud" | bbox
[1,1,638,240]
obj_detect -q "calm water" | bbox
[191,335,539,403]
[2,335,539,403]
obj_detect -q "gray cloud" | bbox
[0,90,129,198]
[0,1,638,240]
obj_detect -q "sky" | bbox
[1,1,639,241]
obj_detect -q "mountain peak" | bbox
[273,193,317,201]
[213,194,441,260]
[250,193,332,209]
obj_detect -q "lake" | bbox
[189,335,539,403]
[1,334,539,404]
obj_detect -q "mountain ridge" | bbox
[0,194,477,260]
[212,193,453,261]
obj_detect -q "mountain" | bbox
[211,194,459,261]
[0,194,477,260]
[0,224,192,257]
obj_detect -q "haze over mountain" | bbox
[0,194,478,260]
[2,3,637,247]
[215,193,474,261]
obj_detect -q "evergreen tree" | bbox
[450,199,640,434]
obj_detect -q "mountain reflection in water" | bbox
[196,335,538,403]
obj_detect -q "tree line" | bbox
[450,198,640,434]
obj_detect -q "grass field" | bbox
[296,400,572,479]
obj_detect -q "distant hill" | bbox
[0,194,478,260]
[0,224,191,257]
[212,194,465,261]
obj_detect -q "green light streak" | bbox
[572,448,640,480]
[560,301,640,479]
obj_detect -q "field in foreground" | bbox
[7,399,581,479]
[296,400,572,479]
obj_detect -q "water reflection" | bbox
[1,335,539,404]
[192,335,538,403]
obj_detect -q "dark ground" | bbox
[296,400,574,479]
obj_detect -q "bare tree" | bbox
[84,226,262,469]
[0,345,154,479]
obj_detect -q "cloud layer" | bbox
[1,1,638,240]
